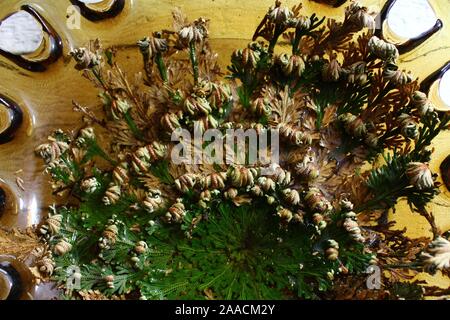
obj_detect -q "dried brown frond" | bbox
[0,227,42,261]
[172,7,189,32]
[324,275,391,300]
[270,87,305,124]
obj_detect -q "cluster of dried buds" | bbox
[267,0,374,33]
[99,220,119,250]
[276,122,313,146]
[267,0,294,26]
[34,128,102,193]
[31,0,450,299]
[251,97,272,117]
[397,113,419,140]
[35,134,69,167]
[35,206,63,277]
[172,164,297,223]
[33,247,56,277]
[339,113,379,148]
[421,236,450,273]
[231,42,266,70]
[340,199,365,243]
[325,239,340,261]
[294,151,320,182]
[276,53,306,77]
[130,142,167,175]
[178,17,209,46]
[368,36,413,86]
[161,79,232,135]
[344,1,376,30]
[104,275,115,289]
[70,47,102,71]
[137,32,168,59]
[102,185,121,206]
[411,91,435,116]
[36,206,71,275]
[171,162,349,229]
[165,200,186,223]
[143,189,165,213]
[80,177,100,194]
[54,239,73,256]
[406,162,435,191]
[39,206,62,238]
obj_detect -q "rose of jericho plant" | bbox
[27,1,450,299]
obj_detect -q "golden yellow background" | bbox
[0,0,449,290]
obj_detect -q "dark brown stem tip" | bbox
[418,208,440,239]
[0,94,23,145]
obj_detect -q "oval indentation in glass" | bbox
[0,94,23,145]
[0,5,63,72]
[0,11,43,55]
[387,0,437,40]
[70,0,125,21]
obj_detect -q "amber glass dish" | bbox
[0,0,449,298]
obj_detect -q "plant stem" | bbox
[92,68,106,89]
[292,31,302,56]
[383,262,422,269]
[418,208,440,239]
[116,65,146,117]
[155,52,168,83]
[124,111,145,141]
[379,127,401,144]
[189,41,199,85]
[268,25,283,55]
[369,83,393,109]
[90,140,117,165]
[292,15,325,55]
[355,182,407,213]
